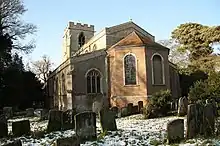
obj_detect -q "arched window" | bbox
[152,54,164,84]
[78,32,85,48]
[86,69,101,93]
[124,54,137,85]
[61,74,66,94]
[93,44,97,51]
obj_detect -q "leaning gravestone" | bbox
[55,136,80,146]
[62,109,75,130]
[203,103,215,137]
[110,106,118,118]
[138,101,143,114]
[127,103,133,115]
[75,111,96,142]
[178,97,188,116]
[167,119,184,144]
[0,114,8,138]
[3,107,13,119]
[186,104,197,139]
[121,107,128,117]
[26,108,34,117]
[47,110,63,132]
[99,109,117,132]
[12,120,30,137]
[2,140,22,146]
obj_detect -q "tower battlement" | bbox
[67,21,94,31]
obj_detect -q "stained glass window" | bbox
[124,54,137,85]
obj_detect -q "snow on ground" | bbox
[1,114,220,146]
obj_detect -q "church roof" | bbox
[109,31,169,50]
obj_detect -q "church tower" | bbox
[62,22,95,61]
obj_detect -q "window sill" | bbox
[124,84,140,87]
[152,84,166,86]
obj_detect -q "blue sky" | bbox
[22,0,220,67]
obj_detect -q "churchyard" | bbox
[0,98,220,146]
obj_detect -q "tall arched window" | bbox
[86,69,101,93]
[152,54,164,85]
[61,74,66,94]
[124,54,137,85]
[78,32,85,48]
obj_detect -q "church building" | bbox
[45,21,181,112]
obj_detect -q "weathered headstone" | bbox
[196,103,204,135]
[127,103,133,115]
[55,136,80,146]
[92,100,104,114]
[178,97,188,116]
[99,109,117,132]
[203,103,215,137]
[3,107,13,119]
[132,105,139,115]
[47,110,63,132]
[0,114,8,138]
[75,111,96,142]
[121,107,128,117]
[62,109,75,130]
[138,101,143,114]
[35,109,48,120]
[2,140,22,146]
[186,104,197,139]
[12,120,30,137]
[167,119,184,144]
[110,106,118,118]
[26,108,34,117]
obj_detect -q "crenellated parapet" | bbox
[67,22,94,32]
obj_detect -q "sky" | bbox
[22,0,220,67]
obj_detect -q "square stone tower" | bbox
[62,22,95,61]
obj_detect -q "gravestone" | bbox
[12,120,30,137]
[26,108,34,117]
[167,119,184,144]
[110,106,118,118]
[75,111,97,142]
[203,103,215,137]
[47,110,63,132]
[127,103,133,115]
[0,114,8,138]
[132,105,139,115]
[2,140,22,146]
[62,109,75,130]
[196,103,204,135]
[99,109,117,132]
[138,101,143,114]
[186,104,197,139]
[92,100,104,114]
[3,107,13,119]
[178,97,188,116]
[55,136,80,146]
[35,109,48,120]
[121,107,128,117]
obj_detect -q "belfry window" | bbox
[124,54,137,85]
[86,69,101,93]
[78,32,85,48]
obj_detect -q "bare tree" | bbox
[0,0,37,53]
[31,55,54,83]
